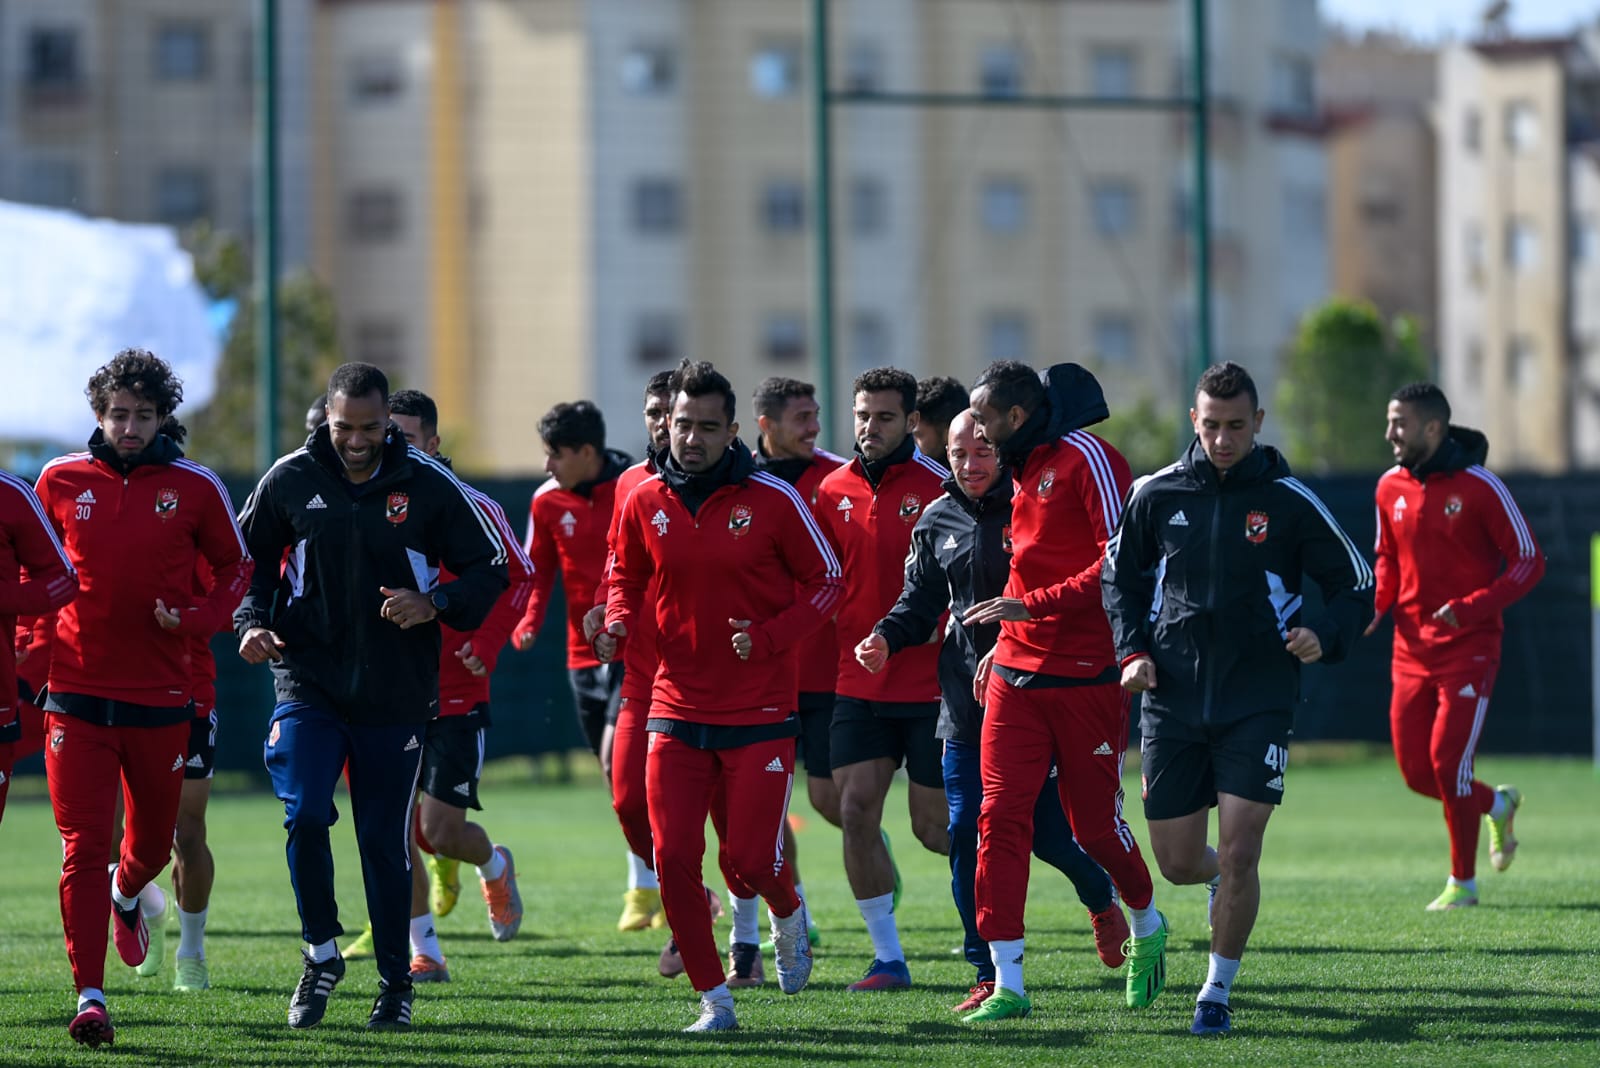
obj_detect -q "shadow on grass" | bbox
[1253,1000,1600,1043]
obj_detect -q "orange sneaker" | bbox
[952,981,995,1013]
[480,845,523,942]
[409,953,451,983]
[1090,903,1130,968]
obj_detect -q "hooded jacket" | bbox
[1373,427,1543,674]
[0,469,76,736]
[1102,438,1375,729]
[599,454,662,705]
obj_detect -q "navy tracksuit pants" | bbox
[264,700,424,989]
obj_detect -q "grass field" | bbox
[0,754,1596,1066]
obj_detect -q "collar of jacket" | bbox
[941,469,1013,519]
[305,421,412,486]
[572,448,634,499]
[853,432,917,488]
[1405,425,1488,480]
[1180,437,1286,488]
[87,428,183,474]
[753,438,812,486]
[654,436,755,498]
[998,362,1112,468]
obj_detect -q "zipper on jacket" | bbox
[1201,492,1223,724]
[346,498,362,702]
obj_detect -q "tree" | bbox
[1276,298,1431,474]
[1098,393,1189,480]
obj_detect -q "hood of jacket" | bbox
[87,428,184,473]
[998,363,1111,468]
[1178,437,1291,489]
[573,448,634,498]
[654,437,756,506]
[1407,425,1488,479]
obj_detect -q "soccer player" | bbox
[305,394,328,434]
[596,360,836,1032]
[34,350,251,1048]
[1370,382,1542,910]
[235,363,508,1033]
[911,376,970,469]
[856,410,1129,1017]
[1104,361,1374,1035]
[962,360,1154,1022]
[814,367,951,992]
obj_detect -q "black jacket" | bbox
[234,424,509,725]
[874,475,1012,743]
[1102,439,1374,730]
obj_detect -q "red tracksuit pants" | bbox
[976,675,1153,943]
[646,730,800,992]
[44,713,187,993]
[611,697,655,866]
[1389,662,1498,881]
[0,700,45,825]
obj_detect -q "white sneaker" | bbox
[683,993,738,1033]
[769,903,813,995]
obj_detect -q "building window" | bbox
[631,178,683,235]
[20,158,83,210]
[349,53,404,102]
[1271,54,1315,114]
[1505,217,1538,271]
[849,176,888,237]
[981,177,1028,235]
[763,314,806,364]
[1283,183,1326,245]
[843,39,884,94]
[1573,215,1599,265]
[633,313,681,366]
[848,311,890,371]
[27,27,81,88]
[621,43,676,96]
[1464,337,1484,389]
[1092,312,1136,364]
[751,41,801,98]
[1463,107,1481,152]
[1090,46,1135,98]
[760,180,806,234]
[154,21,209,81]
[1505,100,1538,153]
[1090,180,1137,238]
[1465,220,1486,282]
[1506,335,1536,391]
[979,45,1023,98]
[155,166,211,224]
[354,320,403,368]
[983,311,1031,363]
[346,187,403,242]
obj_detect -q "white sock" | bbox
[990,938,1026,996]
[1448,876,1477,894]
[138,882,167,920]
[1488,791,1508,821]
[410,913,443,961]
[700,982,734,1006]
[628,851,658,891]
[794,881,807,905]
[1129,900,1162,938]
[1200,953,1240,1004]
[176,907,208,960]
[110,868,139,911]
[730,894,761,946]
[476,847,506,882]
[856,893,903,963]
[306,938,338,963]
[769,900,806,936]
[77,988,105,1012]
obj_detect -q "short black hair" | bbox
[328,362,389,405]
[972,360,1044,416]
[389,388,439,436]
[86,348,184,418]
[852,367,918,416]
[669,359,736,424]
[916,376,970,427]
[752,376,816,422]
[645,370,674,399]
[1195,361,1259,411]
[539,400,607,452]
[1391,382,1450,427]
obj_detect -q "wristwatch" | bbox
[429,589,449,617]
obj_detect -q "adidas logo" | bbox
[186,753,205,768]
[942,534,958,550]
[171,754,185,771]
[306,494,328,510]
[1459,683,1477,698]
[76,490,97,505]
[0,770,6,786]
[1265,775,1284,791]
[1093,741,1114,756]
[1168,510,1189,527]
[765,756,785,773]
[403,735,420,752]
[453,782,471,796]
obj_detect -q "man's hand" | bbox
[154,598,184,632]
[239,626,286,664]
[1431,603,1460,629]
[855,633,889,674]
[455,640,487,677]
[1120,656,1157,693]
[1363,613,1383,638]
[963,597,1031,625]
[1285,627,1323,664]
[580,604,606,644]
[594,621,627,664]
[973,648,996,705]
[729,619,754,661]
[379,586,437,630]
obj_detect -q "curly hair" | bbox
[852,367,917,416]
[85,348,184,418]
[915,376,970,427]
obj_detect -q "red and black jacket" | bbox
[0,469,77,739]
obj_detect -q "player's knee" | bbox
[912,814,950,855]
[174,815,207,858]
[807,780,842,826]
[836,790,880,831]
[1151,842,1209,885]
[1216,836,1263,877]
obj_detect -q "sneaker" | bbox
[427,854,462,918]
[704,884,725,921]
[1488,785,1521,872]
[880,828,903,911]
[173,956,210,992]
[659,938,685,978]
[847,958,912,992]
[480,845,522,942]
[110,887,149,969]
[342,924,375,960]
[952,981,995,1013]
[1426,883,1478,910]
[726,942,764,987]
[962,986,1032,1023]
[1192,999,1233,1036]
[1207,876,1221,932]
[683,992,738,1033]
[135,896,167,977]
[287,951,345,1029]
[769,905,812,995]
[409,953,450,983]
[618,887,662,932]
[68,1000,113,1048]
[1090,904,1130,968]
[367,981,413,1032]
[760,921,822,953]
[1124,911,1168,1008]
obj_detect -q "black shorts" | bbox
[1140,710,1293,820]
[184,707,218,781]
[829,697,943,788]
[796,691,835,779]
[421,708,488,810]
[569,664,623,755]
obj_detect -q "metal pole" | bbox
[1592,533,1599,770]
[255,0,280,471]
[1191,0,1213,381]
[811,0,837,449]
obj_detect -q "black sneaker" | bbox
[726,941,764,987]
[287,951,345,1029]
[367,980,414,1032]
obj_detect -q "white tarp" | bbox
[0,199,221,444]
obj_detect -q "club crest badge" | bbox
[1444,495,1463,517]
[50,724,66,752]
[386,493,410,524]
[1246,511,1269,544]
[1037,468,1057,498]
[1002,524,1014,555]
[898,494,922,522]
[155,488,179,517]
[728,504,753,538]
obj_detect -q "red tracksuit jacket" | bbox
[756,446,848,699]
[605,446,842,725]
[602,459,663,705]
[440,484,535,714]
[1373,429,1544,675]
[815,445,948,702]
[0,470,77,726]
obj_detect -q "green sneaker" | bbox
[1124,911,1168,1008]
[428,854,462,918]
[135,896,167,977]
[1487,785,1521,872]
[962,986,1032,1022]
[881,829,903,912]
[342,923,376,960]
[173,956,210,991]
[1425,883,1478,911]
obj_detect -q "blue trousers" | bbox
[264,701,424,988]
[943,739,1114,981]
